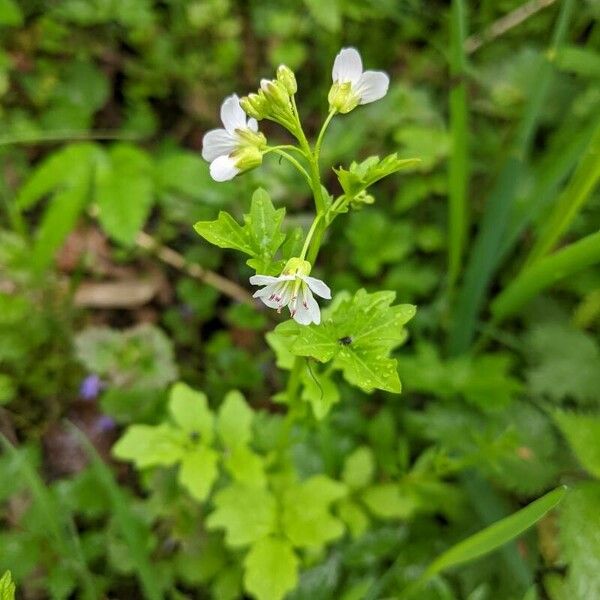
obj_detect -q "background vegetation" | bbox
[0,0,599,599]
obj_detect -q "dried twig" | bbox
[465,0,557,54]
[135,231,254,306]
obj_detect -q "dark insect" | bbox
[338,336,353,346]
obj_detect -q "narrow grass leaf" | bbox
[448,0,469,288]
[0,436,96,600]
[448,0,574,354]
[426,486,567,576]
[525,120,600,267]
[492,230,600,321]
[500,123,592,262]
[71,425,164,600]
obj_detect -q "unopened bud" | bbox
[260,78,290,108]
[240,93,267,120]
[276,64,297,95]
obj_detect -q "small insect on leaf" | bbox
[339,336,353,346]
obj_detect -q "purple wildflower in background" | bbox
[79,374,102,401]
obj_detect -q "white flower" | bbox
[201,94,266,182]
[250,259,331,326]
[329,47,389,113]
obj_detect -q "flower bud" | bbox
[260,78,290,108]
[328,81,359,114]
[240,93,267,120]
[276,64,297,95]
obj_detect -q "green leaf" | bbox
[178,445,219,501]
[449,0,575,353]
[525,122,600,266]
[361,484,418,519]
[74,427,164,600]
[217,390,253,448]
[301,367,340,420]
[342,446,375,490]
[559,482,600,600]
[0,0,23,26]
[552,45,600,78]
[95,143,154,245]
[524,322,600,405]
[155,151,208,200]
[336,498,370,538]
[194,188,286,274]
[75,324,178,391]
[447,0,469,287]
[31,163,91,270]
[15,143,98,211]
[207,484,277,547]
[334,153,420,198]
[112,424,186,468]
[0,571,15,600]
[169,382,214,444]
[554,412,600,478]
[279,289,416,393]
[246,188,287,272]
[224,445,266,488]
[492,230,600,321]
[281,475,347,548]
[346,211,414,277]
[244,537,299,600]
[425,486,567,577]
[303,0,340,32]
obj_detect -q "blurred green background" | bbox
[1,0,600,599]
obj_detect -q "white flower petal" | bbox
[249,275,280,286]
[292,294,312,325]
[252,282,279,298]
[301,275,331,299]
[255,281,286,308]
[248,118,258,132]
[355,71,389,104]
[220,94,247,133]
[201,128,237,162]
[306,290,321,325]
[209,155,239,182]
[332,48,363,84]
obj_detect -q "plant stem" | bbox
[265,147,312,186]
[315,110,336,164]
[299,213,323,260]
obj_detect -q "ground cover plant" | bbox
[0,0,599,599]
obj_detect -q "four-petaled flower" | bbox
[329,47,389,114]
[250,258,331,325]
[202,94,266,182]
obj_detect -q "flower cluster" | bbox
[200,48,390,325]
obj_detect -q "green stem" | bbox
[299,213,323,260]
[266,147,312,186]
[314,110,336,164]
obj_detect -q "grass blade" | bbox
[448,0,469,287]
[71,425,164,600]
[0,436,96,600]
[425,486,567,577]
[524,120,600,267]
[400,486,566,598]
[448,0,574,355]
[499,123,592,262]
[492,230,600,320]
